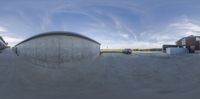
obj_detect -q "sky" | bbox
[1,0,200,48]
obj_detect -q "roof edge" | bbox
[176,35,200,42]
[0,36,6,44]
[15,31,101,46]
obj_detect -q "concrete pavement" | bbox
[1,48,200,99]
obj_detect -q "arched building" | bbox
[14,31,101,66]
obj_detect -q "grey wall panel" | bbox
[15,33,100,67]
[60,36,70,62]
[0,39,6,50]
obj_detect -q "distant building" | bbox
[176,35,200,52]
[0,36,7,50]
[162,45,183,53]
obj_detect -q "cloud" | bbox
[119,33,129,39]
[169,17,200,36]
[0,26,7,32]
[170,22,200,32]
[2,0,200,49]
[2,36,23,46]
[101,41,162,49]
[112,14,138,37]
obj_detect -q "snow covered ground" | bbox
[1,48,200,99]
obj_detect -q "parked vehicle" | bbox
[122,49,132,54]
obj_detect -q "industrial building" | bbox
[14,31,101,66]
[163,35,200,53]
[162,45,182,53]
[0,36,7,50]
[176,35,200,53]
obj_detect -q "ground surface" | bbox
[1,48,200,99]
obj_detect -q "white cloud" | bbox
[169,17,200,36]
[0,26,7,32]
[101,41,162,49]
[2,36,23,46]
[107,14,137,40]
[185,31,195,35]
[170,22,200,32]
[119,33,129,39]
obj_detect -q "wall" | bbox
[176,39,182,46]
[0,40,6,50]
[176,36,200,50]
[166,48,188,55]
[15,34,100,67]
[162,45,181,53]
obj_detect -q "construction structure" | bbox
[0,36,7,50]
[14,31,101,67]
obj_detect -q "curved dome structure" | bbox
[14,31,100,67]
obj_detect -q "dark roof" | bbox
[15,31,100,46]
[176,35,200,42]
[0,36,6,44]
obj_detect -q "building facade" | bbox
[176,35,200,50]
[14,31,101,67]
[0,36,7,50]
[162,45,183,53]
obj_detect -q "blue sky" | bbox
[1,0,200,48]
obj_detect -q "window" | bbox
[196,37,200,41]
[182,38,186,45]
